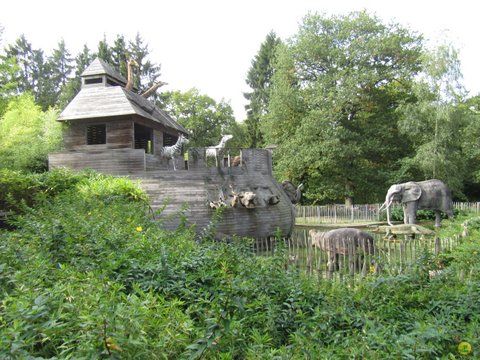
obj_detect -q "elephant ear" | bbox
[402,182,422,202]
[281,180,296,202]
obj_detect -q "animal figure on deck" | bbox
[281,181,304,204]
[125,59,138,91]
[206,135,233,164]
[309,228,376,273]
[125,58,167,98]
[160,135,189,171]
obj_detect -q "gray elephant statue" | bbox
[309,228,375,273]
[381,179,453,227]
[281,181,303,204]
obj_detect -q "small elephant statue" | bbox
[309,228,375,273]
[381,179,453,227]
[281,181,303,204]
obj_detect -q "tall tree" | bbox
[398,44,470,197]
[3,35,55,109]
[0,26,19,114]
[263,12,423,204]
[58,44,93,108]
[159,88,241,147]
[129,33,161,98]
[97,35,112,64]
[50,39,73,97]
[4,35,36,93]
[244,31,281,148]
[111,34,128,78]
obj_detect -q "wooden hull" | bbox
[133,167,295,239]
[50,148,296,239]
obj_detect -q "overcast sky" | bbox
[1,0,478,120]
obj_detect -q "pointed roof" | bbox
[81,57,127,84]
[58,86,188,134]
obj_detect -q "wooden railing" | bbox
[295,202,480,224]
[253,230,463,281]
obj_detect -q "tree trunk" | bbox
[345,181,354,206]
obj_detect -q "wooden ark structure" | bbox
[49,58,188,173]
[49,58,297,238]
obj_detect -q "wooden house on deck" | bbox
[48,58,188,174]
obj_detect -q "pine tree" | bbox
[111,35,128,78]
[97,35,112,64]
[50,39,73,93]
[244,31,281,148]
[4,35,36,93]
[4,36,55,109]
[129,33,161,97]
[58,44,93,108]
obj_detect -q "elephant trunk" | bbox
[295,184,304,203]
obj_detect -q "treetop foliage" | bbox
[263,11,425,204]
[160,88,245,148]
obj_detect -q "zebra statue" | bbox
[206,135,233,165]
[161,134,189,171]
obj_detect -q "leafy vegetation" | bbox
[1,172,479,358]
[248,11,480,204]
[1,12,480,359]
[0,94,62,172]
[159,88,245,148]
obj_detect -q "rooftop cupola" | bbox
[80,57,137,90]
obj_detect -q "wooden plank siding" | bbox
[133,160,295,239]
[63,116,134,150]
[49,148,146,174]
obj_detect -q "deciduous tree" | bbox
[264,12,423,204]
[159,88,242,147]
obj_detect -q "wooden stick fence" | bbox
[296,202,480,224]
[253,230,462,281]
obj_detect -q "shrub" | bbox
[1,172,480,358]
[0,168,148,219]
[0,94,63,172]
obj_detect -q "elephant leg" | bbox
[405,202,417,224]
[435,210,442,228]
[402,204,408,224]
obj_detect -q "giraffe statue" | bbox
[141,81,168,98]
[206,135,233,157]
[125,59,138,91]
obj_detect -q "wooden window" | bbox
[106,78,120,86]
[86,124,106,145]
[84,77,103,84]
[163,133,178,147]
[134,123,154,154]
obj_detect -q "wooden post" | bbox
[434,237,441,255]
[349,237,355,277]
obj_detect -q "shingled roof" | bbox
[59,58,188,135]
[81,57,128,85]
